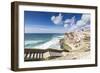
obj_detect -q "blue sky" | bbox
[24,11,90,33]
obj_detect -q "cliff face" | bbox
[59,29,90,52]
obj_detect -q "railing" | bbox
[24,49,68,61]
[24,49,46,61]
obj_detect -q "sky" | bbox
[24,11,90,33]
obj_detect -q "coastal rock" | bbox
[59,29,90,52]
[59,38,72,52]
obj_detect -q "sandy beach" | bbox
[50,51,90,60]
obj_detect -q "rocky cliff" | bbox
[59,29,90,52]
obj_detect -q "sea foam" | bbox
[34,35,64,50]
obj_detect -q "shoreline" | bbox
[25,35,64,50]
[24,30,91,61]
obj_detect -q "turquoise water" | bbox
[24,33,64,49]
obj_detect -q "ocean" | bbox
[24,33,64,49]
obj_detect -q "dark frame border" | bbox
[11,1,98,71]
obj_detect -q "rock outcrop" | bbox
[59,29,90,52]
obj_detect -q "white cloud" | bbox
[81,14,90,22]
[64,24,69,28]
[65,14,90,32]
[76,14,90,26]
[25,25,49,33]
[68,25,77,32]
[76,20,85,26]
[51,13,63,25]
[51,13,90,32]
[64,16,75,24]
[25,25,66,33]
[64,19,71,23]
[64,16,75,28]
